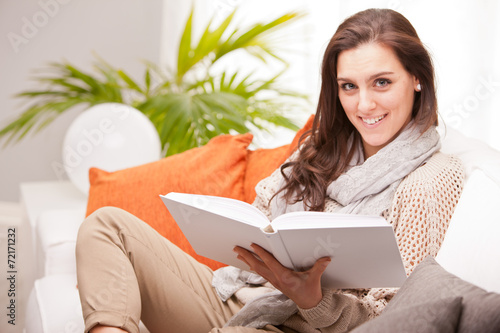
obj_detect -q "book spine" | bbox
[265,232,295,270]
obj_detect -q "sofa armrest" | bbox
[26,273,151,333]
[25,274,84,333]
[36,208,86,278]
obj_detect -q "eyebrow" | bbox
[337,71,395,82]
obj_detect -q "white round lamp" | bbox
[62,103,162,194]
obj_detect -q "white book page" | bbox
[278,226,406,289]
[163,192,270,228]
[272,211,388,230]
[160,193,279,269]
[270,211,406,288]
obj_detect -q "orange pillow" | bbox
[243,115,314,203]
[86,133,253,270]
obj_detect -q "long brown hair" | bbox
[274,8,438,211]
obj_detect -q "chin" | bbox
[362,137,390,154]
[361,135,390,148]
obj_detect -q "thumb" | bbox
[310,257,331,276]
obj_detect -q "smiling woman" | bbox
[337,43,420,158]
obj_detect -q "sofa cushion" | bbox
[436,169,500,293]
[440,126,500,183]
[351,296,462,333]
[86,133,253,270]
[244,115,314,203]
[353,256,500,333]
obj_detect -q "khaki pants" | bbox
[76,207,289,333]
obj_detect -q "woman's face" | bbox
[336,43,420,158]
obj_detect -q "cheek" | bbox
[338,94,356,117]
[378,92,413,124]
[376,91,401,111]
[381,84,415,114]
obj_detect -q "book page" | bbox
[272,211,388,230]
[163,192,270,227]
[268,211,406,288]
[278,225,406,289]
[160,193,280,270]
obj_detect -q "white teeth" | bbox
[362,115,385,125]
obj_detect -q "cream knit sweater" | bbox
[250,152,465,333]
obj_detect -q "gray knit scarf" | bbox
[270,123,441,218]
[215,123,441,329]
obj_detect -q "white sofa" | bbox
[24,128,500,332]
[25,210,152,333]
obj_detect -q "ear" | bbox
[413,76,421,92]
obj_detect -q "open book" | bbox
[160,192,407,289]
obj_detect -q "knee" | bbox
[76,207,126,249]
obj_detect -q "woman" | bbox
[76,8,464,333]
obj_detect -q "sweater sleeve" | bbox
[284,289,370,333]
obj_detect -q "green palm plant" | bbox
[0,7,309,156]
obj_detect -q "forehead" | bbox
[336,43,406,78]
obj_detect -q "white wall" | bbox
[0,0,163,202]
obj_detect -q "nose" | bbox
[357,89,376,113]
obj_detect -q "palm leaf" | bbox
[144,68,151,96]
[0,60,124,144]
[177,8,194,83]
[215,11,305,62]
[118,70,143,94]
[176,8,236,84]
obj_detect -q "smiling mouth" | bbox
[361,114,387,125]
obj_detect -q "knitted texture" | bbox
[270,125,441,218]
[251,152,465,332]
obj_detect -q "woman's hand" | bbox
[233,244,331,309]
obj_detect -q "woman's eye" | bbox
[341,83,356,91]
[375,79,391,87]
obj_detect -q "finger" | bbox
[250,244,288,273]
[234,246,262,264]
[235,253,251,268]
[233,246,259,263]
[249,244,298,287]
[234,246,271,275]
[233,246,253,257]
